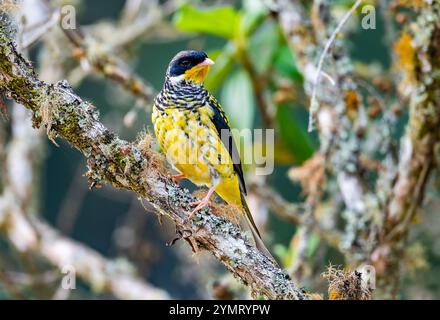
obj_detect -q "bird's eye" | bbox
[180,60,190,67]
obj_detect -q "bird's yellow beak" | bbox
[184,58,215,83]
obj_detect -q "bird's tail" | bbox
[240,193,277,263]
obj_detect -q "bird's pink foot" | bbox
[189,198,211,219]
[188,186,216,219]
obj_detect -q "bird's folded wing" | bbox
[208,95,247,195]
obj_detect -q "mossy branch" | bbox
[276,0,440,297]
[385,2,440,238]
[0,25,304,300]
[62,27,155,104]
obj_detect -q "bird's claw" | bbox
[188,198,211,219]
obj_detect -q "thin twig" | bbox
[308,0,363,132]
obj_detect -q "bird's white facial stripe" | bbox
[169,74,185,84]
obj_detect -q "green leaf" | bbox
[273,244,289,262]
[276,105,314,163]
[307,234,321,257]
[331,0,356,6]
[220,69,255,131]
[248,20,279,74]
[240,0,269,36]
[243,0,268,14]
[331,0,375,8]
[274,45,303,83]
[173,4,240,39]
[205,45,236,92]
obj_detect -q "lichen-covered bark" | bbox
[369,2,440,297]
[276,0,440,297]
[386,2,440,234]
[276,0,379,259]
[0,24,304,300]
[62,28,155,104]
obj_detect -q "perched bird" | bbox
[152,50,273,258]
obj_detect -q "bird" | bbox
[152,50,273,259]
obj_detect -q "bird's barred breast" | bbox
[152,105,235,186]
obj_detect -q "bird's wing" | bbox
[207,95,247,195]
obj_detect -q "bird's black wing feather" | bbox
[208,96,247,195]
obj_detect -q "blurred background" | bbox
[1,0,440,299]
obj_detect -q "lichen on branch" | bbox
[0,19,304,300]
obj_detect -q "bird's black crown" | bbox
[167,50,208,77]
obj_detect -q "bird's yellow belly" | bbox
[152,107,235,187]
